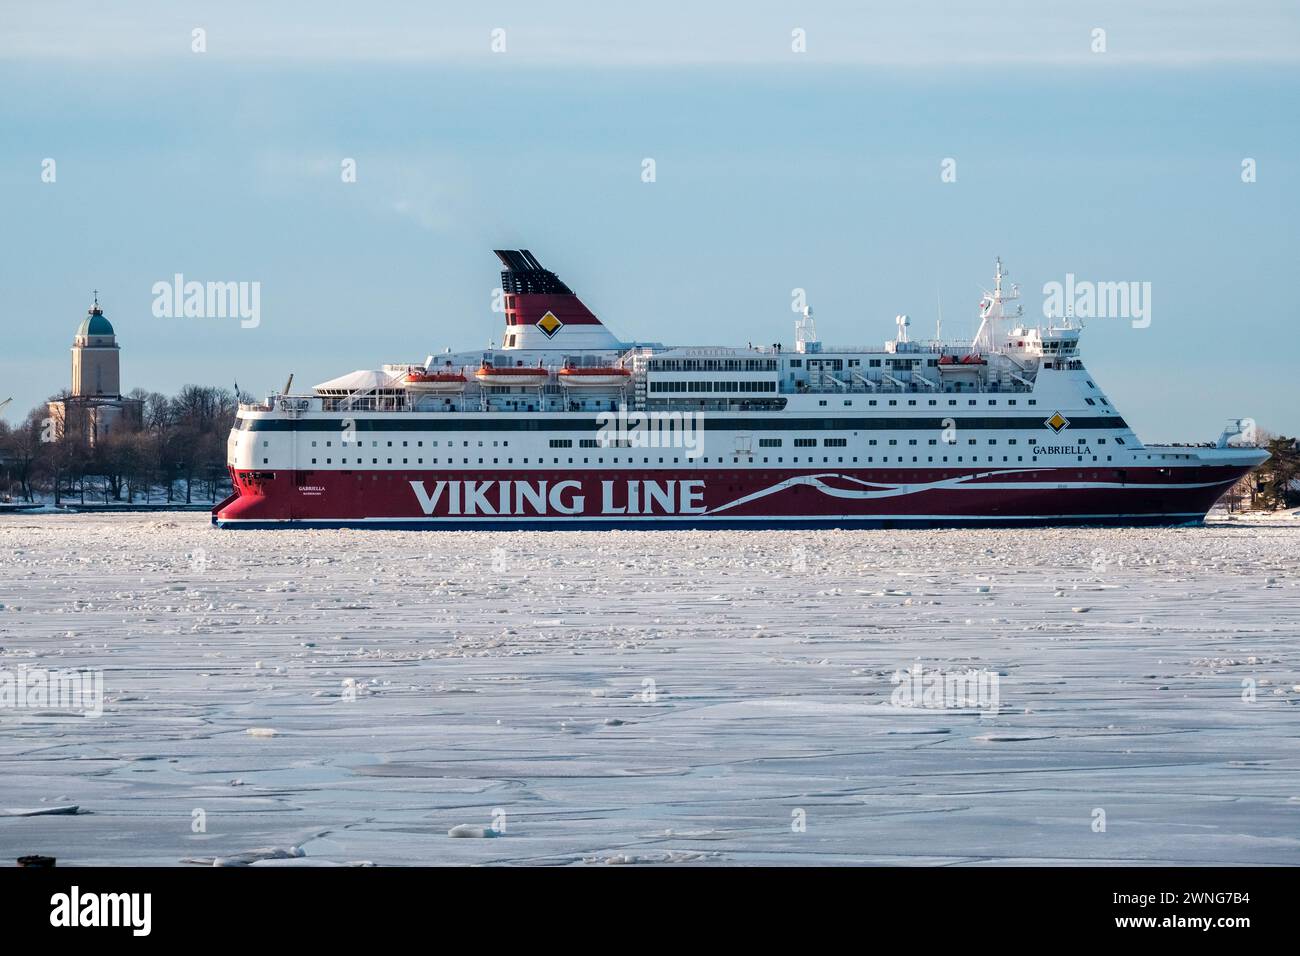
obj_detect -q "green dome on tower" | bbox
[77,296,114,337]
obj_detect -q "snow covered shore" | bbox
[1,513,1298,865]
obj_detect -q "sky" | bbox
[2,0,1298,440]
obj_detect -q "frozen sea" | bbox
[1,512,1298,866]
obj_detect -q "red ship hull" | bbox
[214,463,1246,529]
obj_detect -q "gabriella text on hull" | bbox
[214,251,1266,529]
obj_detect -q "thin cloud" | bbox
[3,0,1297,66]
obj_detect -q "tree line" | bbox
[1223,435,1300,512]
[0,385,239,505]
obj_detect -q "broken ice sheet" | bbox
[0,512,1297,865]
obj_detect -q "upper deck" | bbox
[241,255,1085,418]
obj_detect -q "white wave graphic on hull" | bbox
[703,469,1230,515]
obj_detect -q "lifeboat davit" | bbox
[475,363,550,387]
[557,365,631,388]
[404,368,468,392]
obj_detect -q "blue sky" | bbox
[2,1,1297,440]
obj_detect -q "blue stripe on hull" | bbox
[214,514,1205,531]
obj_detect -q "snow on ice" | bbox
[0,512,1298,865]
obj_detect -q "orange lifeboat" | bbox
[557,364,631,388]
[404,368,468,393]
[475,363,550,387]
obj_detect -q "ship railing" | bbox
[320,393,408,413]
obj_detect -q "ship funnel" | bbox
[493,249,621,351]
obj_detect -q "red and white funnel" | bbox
[495,249,623,351]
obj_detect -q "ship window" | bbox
[312,458,317,464]
[928,400,936,405]
[889,400,897,406]
[1085,398,1096,405]
[311,441,317,447]
[819,400,827,406]
[1008,400,1017,405]
[949,400,957,406]
[1029,400,1037,405]
[907,400,916,406]
[326,458,331,464]
[869,400,877,406]
[1116,436,1126,445]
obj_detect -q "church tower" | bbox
[71,294,121,398]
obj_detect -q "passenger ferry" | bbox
[214,251,1265,528]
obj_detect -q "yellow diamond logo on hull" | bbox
[536,310,563,337]
[1045,411,1070,433]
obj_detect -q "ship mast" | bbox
[972,257,1021,354]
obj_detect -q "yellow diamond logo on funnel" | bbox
[536,311,562,337]
[1045,411,1070,433]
